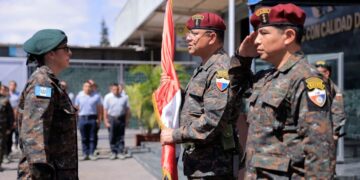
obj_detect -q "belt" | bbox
[79,114,97,120]
[108,115,125,120]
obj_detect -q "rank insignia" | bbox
[305,77,326,107]
[216,70,230,91]
[34,85,52,98]
[255,7,271,24]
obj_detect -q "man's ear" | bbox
[284,28,296,45]
[208,32,217,45]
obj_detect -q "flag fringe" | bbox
[152,92,165,130]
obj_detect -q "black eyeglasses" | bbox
[55,46,71,52]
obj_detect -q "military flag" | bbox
[152,0,180,179]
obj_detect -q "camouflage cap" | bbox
[23,29,67,55]
[315,60,331,72]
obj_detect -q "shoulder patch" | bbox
[216,70,230,91]
[34,85,52,98]
[305,77,326,107]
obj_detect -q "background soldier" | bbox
[18,29,78,179]
[315,60,346,140]
[233,3,336,179]
[0,82,14,170]
[161,12,243,179]
[315,60,347,172]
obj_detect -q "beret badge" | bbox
[255,8,271,24]
[192,14,205,27]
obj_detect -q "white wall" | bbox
[0,57,28,92]
[114,0,164,46]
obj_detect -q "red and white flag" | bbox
[152,0,180,179]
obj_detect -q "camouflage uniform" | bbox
[232,52,336,179]
[172,49,243,178]
[329,81,346,138]
[0,94,14,166]
[328,80,346,172]
[17,66,78,179]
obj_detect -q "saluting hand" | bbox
[238,31,259,58]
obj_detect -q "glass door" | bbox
[307,52,345,163]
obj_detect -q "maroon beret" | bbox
[186,12,226,31]
[250,3,306,29]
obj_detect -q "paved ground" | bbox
[0,129,156,180]
[1,128,360,179]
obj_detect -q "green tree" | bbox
[126,64,190,134]
[100,19,110,47]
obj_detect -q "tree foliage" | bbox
[125,64,190,134]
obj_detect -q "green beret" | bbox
[23,29,67,55]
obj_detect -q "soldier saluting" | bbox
[232,3,336,179]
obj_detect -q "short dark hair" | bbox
[275,25,304,45]
[111,83,119,87]
[213,30,224,43]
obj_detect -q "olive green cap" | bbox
[23,29,67,55]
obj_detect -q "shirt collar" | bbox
[38,65,59,84]
[200,48,227,71]
[278,51,304,73]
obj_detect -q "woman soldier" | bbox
[17,29,78,179]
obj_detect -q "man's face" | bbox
[111,85,120,96]
[0,86,9,96]
[254,26,287,62]
[9,81,16,92]
[60,82,67,90]
[316,66,330,80]
[83,82,92,94]
[186,29,214,56]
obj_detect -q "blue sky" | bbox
[0,0,128,47]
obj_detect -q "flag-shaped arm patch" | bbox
[216,70,230,92]
[34,85,52,98]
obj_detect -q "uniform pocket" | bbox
[250,153,290,172]
[261,89,288,130]
[187,79,206,117]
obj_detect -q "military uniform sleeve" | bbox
[331,84,346,137]
[21,83,55,179]
[229,56,254,98]
[297,78,335,179]
[173,71,229,143]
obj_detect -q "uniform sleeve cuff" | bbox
[172,128,183,143]
[234,51,253,69]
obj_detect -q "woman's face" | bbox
[49,43,72,72]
